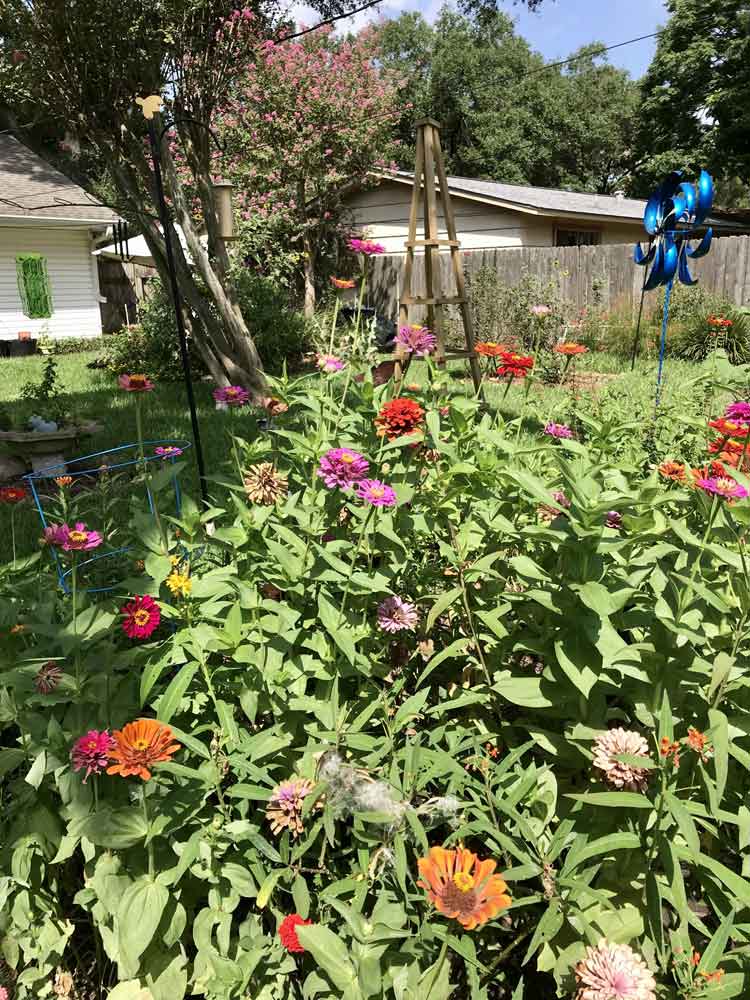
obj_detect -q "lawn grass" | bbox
[0,347,714,564]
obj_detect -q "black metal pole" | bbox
[146,119,210,509]
[630,238,653,371]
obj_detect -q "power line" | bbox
[520,31,662,79]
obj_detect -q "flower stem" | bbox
[338,505,375,624]
[71,553,81,694]
[677,494,719,621]
[10,506,16,571]
[328,295,341,355]
[141,785,154,878]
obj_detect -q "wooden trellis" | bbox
[395,119,482,392]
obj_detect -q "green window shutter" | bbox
[16,254,53,319]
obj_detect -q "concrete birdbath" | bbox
[0,422,102,475]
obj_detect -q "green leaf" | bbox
[561,833,641,876]
[145,553,172,584]
[292,875,310,919]
[709,708,729,804]
[24,750,45,789]
[156,662,198,724]
[416,637,470,684]
[295,924,359,993]
[554,638,598,698]
[566,792,653,809]
[0,748,25,778]
[117,878,169,971]
[425,587,461,633]
[107,984,154,1000]
[665,792,700,857]
[317,591,357,664]
[256,870,282,909]
[709,652,734,703]
[700,904,735,975]
[493,674,554,708]
[78,807,148,849]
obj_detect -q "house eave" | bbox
[0,214,114,229]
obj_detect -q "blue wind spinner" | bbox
[633,169,714,405]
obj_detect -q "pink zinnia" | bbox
[355,479,397,507]
[213,385,250,407]
[121,594,161,639]
[118,374,154,392]
[725,401,750,422]
[695,476,748,500]
[348,237,386,256]
[531,304,551,317]
[395,324,437,356]
[316,354,346,373]
[44,522,103,551]
[154,445,183,458]
[574,939,656,1000]
[544,422,573,439]
[318,448,369,489]
[71,730,115,782]
[377,596,419,633]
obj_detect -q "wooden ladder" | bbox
[396,119,482,393]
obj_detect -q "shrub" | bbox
[672,305,750,365]
[232,268,314,372]
[38,335,104,355]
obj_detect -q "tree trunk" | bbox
[298,179,316,318]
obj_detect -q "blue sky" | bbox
[291,0,668,78]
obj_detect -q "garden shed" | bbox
[0,134,116,343]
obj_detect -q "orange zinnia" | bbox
[417,846,511,930]
[554,342,588,356]
[475,341,508,358]
[658,460,687,482]
[107,718,180,781]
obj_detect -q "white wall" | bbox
[0,225,103,340]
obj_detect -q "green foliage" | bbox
[673,307,750,366]
[18,354,66,423]
[232,269,314,373]
[38,336,104,356]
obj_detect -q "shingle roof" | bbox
[0,134,116,224]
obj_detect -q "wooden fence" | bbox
[367,236,750,323]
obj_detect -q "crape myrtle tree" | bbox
[209,24,404,316]
[0,0,384,393]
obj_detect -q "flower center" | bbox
[133,609,151,626]
[610,971,633,996]
[370,487,385,498]
[130,375,147,387]
[453,872,475,893]
[715,478,737,495]
[68,531,87,543]
[340,454,355,464]
[86,740,97,751]
[133,738,150,751]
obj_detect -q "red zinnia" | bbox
[121,595,161,639]
[375,397,425,440]
[279,914,312,953]
[0,486,26,503]
[497,352,534,379]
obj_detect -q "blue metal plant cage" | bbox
[23,439,191,594]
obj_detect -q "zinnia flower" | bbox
[355,479,397,507]
[708,417,749,438]
[71,730,115,782]
[574,939,656,1000]
[554,342,587,356]
[605,511,622,530]
[377,596,419,633]
[121,595,161,639]
[537,490,571,523]
[475,341,507,357]
[316,354,346,373]
[0,485,26,503]
[44,522,102,551]
[107,718,180,780]
[266,777,316,838]
[395,324,437,356]
[544,422,573,439]
[531,304,551,317]
[592,728,652,792]
[279,914,312,953]
[348,237,386,256]
[318,448,369,489]
[154,445,183,458]
[54,475,73,487]
[118,374,154,392]
[35,660,62,694]
[658,460,687,482]
[374,398,425,440]
[417,846,512,931]
[725,401,750,422]
[330,276,356,289]
[213,385,250,407]
[165,569,192,598]
[497,352,534,379]
[260,396,289,416]
[708,315,732,329]
[243,463,289,505]
[694,476,748,501]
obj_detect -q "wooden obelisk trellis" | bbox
[396,119,482,393]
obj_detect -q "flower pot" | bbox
[6,339,38,358]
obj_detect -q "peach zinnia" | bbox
[107,718,180,781]
[417,846,511,930]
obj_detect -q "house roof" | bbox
[387,171,748,232]
[0,134,116,225]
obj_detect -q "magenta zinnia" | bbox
[377,596,419,633]
[544,422,573,439]
[574,939,656,1000]
[348,236,386,256]
[694,476,748,500]
[118,373,154,392]
[316,354,346,373]
[213,385,250,407]
[395,324,437,356]
[121,594,161,639]
[44,522,103,551]
[154,445,183,458]
[71,730,115,782]
[355,479,397,508]
[725,401,750,422]
[318,448,369,489]
[592,728,652,792]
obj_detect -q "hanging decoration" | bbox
[632,169,714,405]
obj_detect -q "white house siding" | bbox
[0,225,103,341]
[346,182,644,254]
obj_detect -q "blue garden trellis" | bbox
[632,169,714,405]
[24,439,190,594]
